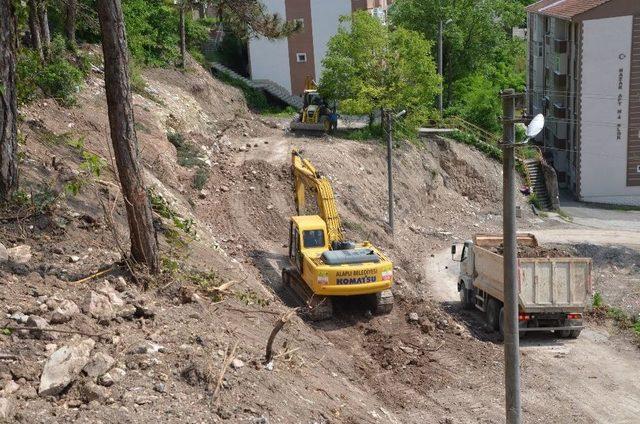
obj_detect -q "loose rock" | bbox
[7,245,31,264]
[83,291,113,321]
[408,312,420,322]
[83,352,115,378]
[50,299,80,324]
[231,358,245,370]
[38,337,95,397]
[0,398,11,421]
[26,315,51,340]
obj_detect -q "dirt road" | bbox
[531,228,640,248]
[426,246,640,423]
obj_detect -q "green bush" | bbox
[38,59,84,106]
[592,291,603,308]
[214,71,269,111]
[123,0,179,66]
[16,50,41,104]
[16,39,85,107]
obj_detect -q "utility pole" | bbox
[501,88,521,424]
[438,20,443,114]
[385,110,394,234]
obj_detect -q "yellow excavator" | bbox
[282,150,394,320]
[289,78,337,133]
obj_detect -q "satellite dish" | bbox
[526,114,545,138]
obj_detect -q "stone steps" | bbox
[210,62,303,109]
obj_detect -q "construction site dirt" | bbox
[1,54,640,424]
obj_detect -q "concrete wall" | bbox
[310,0,352,84]
[248,0,291,92]
[580,15,640,205]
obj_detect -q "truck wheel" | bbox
[568,330,582,339]
[556,330,571,338]
[459,285,473,310]
[486,298,500,331]
[498,306,505,338]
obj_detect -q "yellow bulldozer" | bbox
[289,78,337,133]
[282,150,394,320]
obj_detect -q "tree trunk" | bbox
[97,0,160,274]
[64,0,77,46]
[0,0,18,201]
[38,0,50,60]
[27,0,44,61]
[179,3,186,68]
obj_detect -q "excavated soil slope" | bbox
[2,54,637,424]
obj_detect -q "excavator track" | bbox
[282,268,333,321]
[373,289,394,315]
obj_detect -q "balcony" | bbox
[554,134,567,150]
[553,71,567,91]
[554,38,568,54]
[553,103,567,119]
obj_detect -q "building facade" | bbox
[527,0,640,206]
[248,0,391,96]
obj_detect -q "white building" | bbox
[248,0,391,96]
[527,0,640,206]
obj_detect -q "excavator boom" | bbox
[291,150,344,244]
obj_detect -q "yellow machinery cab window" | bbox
[303,230,325,248]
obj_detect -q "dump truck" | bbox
[282,150,394,320]
[452,233,592,338]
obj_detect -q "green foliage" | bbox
[16,49,42,104]
[592,291,603,308]
[16,38,85,107]
[528,193,541,209]
[214,71,269,111]
[193,167,209,190]
[391,0,527,132]
[123,0,179,66]
[320,12,440,118]
[340,125,384,142]
[448,130,502,162]
[148,189,196,237]
[80,151,107,177]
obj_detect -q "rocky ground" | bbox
[0,51,639,423]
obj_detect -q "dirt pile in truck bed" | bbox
[490,244,574,258]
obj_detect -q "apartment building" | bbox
[527,0,640,206]
[248,0,391,97]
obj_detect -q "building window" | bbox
[296,53,307,63]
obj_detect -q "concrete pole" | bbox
[386,111,394,234]
[438,20,444,114]
[501,88,521,424]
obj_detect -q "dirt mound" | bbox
[490,243,574,258]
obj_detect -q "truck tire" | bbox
[568,329,582,339]
[281,268,290,287]
[486,298,501,331]
[459,285,473,310]
[556,330,571,338]
[498,306,505,338]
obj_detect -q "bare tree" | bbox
[0,0,18,201]
[97,0,160,274]
[65,0,78,46]
[27,0,44,61]
[38,0,51,59]
[179,0,187,68]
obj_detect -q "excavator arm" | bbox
[291,150,344,244]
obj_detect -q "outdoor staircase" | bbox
[524,159,552,210]
[210,62,303,109]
